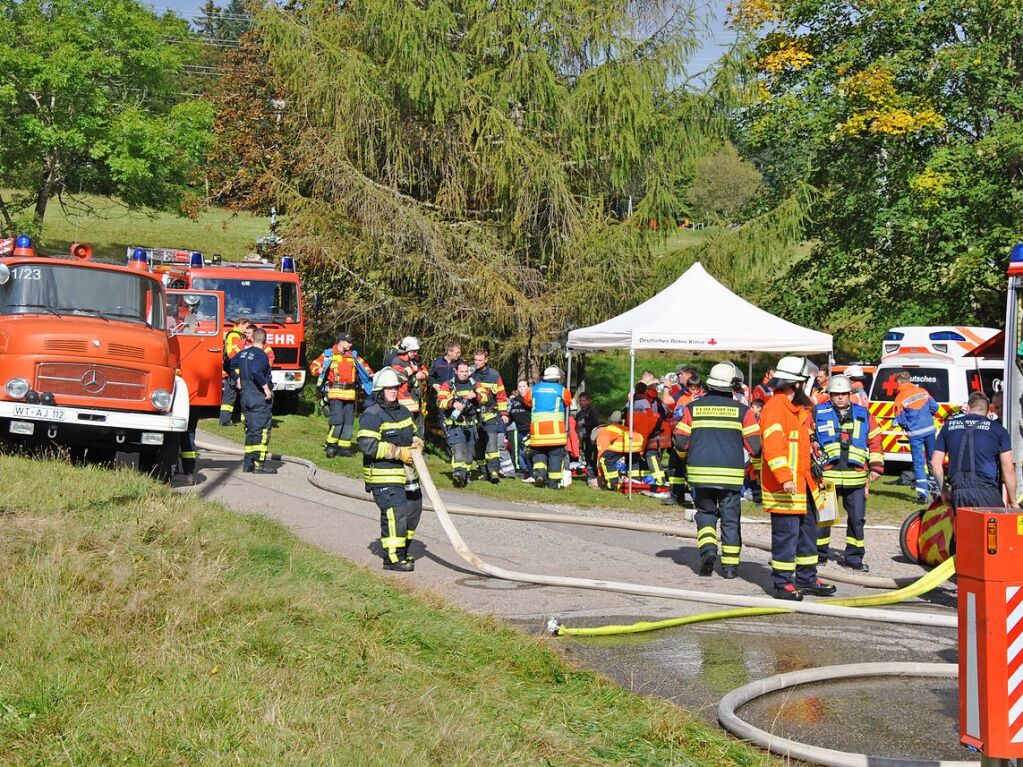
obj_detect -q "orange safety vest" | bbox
[759,393,823,515]
[631,410,673,451]
[310,348,366,401]
[596,424,644,456]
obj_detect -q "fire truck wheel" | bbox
[898,509,924,565]
[139,440,177,483]
[276,391,300,415]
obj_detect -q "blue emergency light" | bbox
[1012,243,1023,263]
[280,256,295,273]
[131,247,148,264]
[15,234,31,248]
[189,251,204,268]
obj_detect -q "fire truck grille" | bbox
[35,363,147,402]
[107,343,145,360]
[273,347,299,365]
[44,339,88,354]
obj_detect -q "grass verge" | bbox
[0,453,773,766]
[204,411,921,524]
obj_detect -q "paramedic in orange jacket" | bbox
[760,356,838,601]
[597,411,644,489]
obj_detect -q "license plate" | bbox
[11,405,68,421]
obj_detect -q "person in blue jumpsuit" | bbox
[931,391,1018,511]
[234,327,277,474]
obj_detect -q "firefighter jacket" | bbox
[356,400,417,488]
[760,393,823,515]
[437,376,481,428]
[222,327,246,378]
[677,388,706,408]
[632,410,673,451]
[472,365,509,422]
[850,383,869,408]
[894,383,939,439]
[262,344,275,367]
[310,348,372,401]
[596,424,644,457]
[752,381,774,403]
[390,354,425,413]
[523,381,571,447]
[672,393,761,489]
[814,403,884,487]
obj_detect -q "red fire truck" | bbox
[136,247,308,413]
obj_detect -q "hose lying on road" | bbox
[717,662,972,767]
[194,435,920,591]
[550,556,955,636]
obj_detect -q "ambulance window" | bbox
[965,368,1002,397]
[870,368,950,402]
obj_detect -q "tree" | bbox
[685,141,764,223]
[731,0,1023,357]
[256,0,728,364]
[0,0,214,237]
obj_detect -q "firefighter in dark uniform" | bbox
[219,317,251,426]
[932,391,1018,510]
[672,362,761,579]
[234,327,276,474]
[357,367,423,571]
[436,361,480,487]
[471,348,509,482]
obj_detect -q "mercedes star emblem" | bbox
[81,368,108,394]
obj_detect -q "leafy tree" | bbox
[731,0,1023,356]
[258,0,719,365]
[0,0,214,237]
[685,141,764,223]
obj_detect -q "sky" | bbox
[148,0,736,77]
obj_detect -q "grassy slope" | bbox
[4,190,267,261]
[0,454,772,766]
[207,408,920,524]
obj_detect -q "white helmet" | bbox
[844,364,865,379]
[400,335,421,352]
[542,365,562,382]
[773,356,810,383]
[828,375,853,394]
[706,362,739,391]
[372,367,402,391]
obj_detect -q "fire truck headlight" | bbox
[150,389,172,411]
[5,378,29,399]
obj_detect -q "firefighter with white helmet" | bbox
[813,374,884,571]
[389,335,427,438]
[843,364,870,407]
[523,365,572,488]
[672,362,761,578]
[356,367,423,571]
[759,356,837,600]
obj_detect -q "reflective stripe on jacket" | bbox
[894,383,939,438]
[815,402,885,487]
[310,349,371,401]
[760,393,823,514]
[356,402,416,486]
[596,424,644,455]
[524,382,571,447]
[672,393,761,488]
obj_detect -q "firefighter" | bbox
[235,328,276,474]
[523,366,571,489]
[813,375,884,571]
[752,368,775,404]
[664,395,690,506]
[672,362,761,578]
[471,348,509,482]
[844,365,870,407]
[893,371,940,503]
[309,333,373,457]
[811,369,830,405]
[597,411,644,489]
[760,356,836,601]
[219,317,251,426]
[356,368,423,571]
[931,391,1018,510]
[390,336,427,438]
[436,361,480,487]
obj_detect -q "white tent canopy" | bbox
[566,261,832,353]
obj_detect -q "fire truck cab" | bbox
[0,237,189,478]
[139,248,307,413]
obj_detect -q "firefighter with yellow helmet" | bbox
[813,374,885,571]
[356,367,423,571]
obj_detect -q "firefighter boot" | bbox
[699,552,716,577]
[325,444,339,458]
[797,579,837,597]
[721,565,738,579]
[773,584,803,601]
[383,548,414,572]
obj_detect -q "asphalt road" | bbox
[180,429,967,762]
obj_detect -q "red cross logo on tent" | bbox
[881,374,900,398]
[707,338,718,346]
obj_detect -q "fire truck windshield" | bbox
[191,278,300,323]
[0,263,166,329]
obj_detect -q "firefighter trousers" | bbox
[532,444,566,489]
[601,451,643,488]
[180,413,199,475]
[817,484,866,566]
[950,481,1003,511]
[476,418,501,479]
[242,393,273,469]
[694,486,742,566]
[667,451,687,501]
[219,378,238,425]
[326,400,355,450]
[644,449,666,485]
[445,422,476,486]
[371,483,423,564]
[769,494,819,589]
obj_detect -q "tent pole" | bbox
[747,352,753,389]
[564,350,573,438]
[563,350,573,488]
[628,348,636,501]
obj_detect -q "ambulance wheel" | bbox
[899,509,924,565]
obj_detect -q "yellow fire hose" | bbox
[550,556,956,637]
